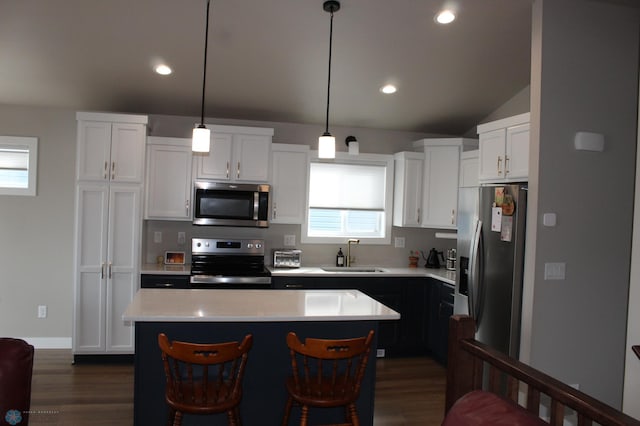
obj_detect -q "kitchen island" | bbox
[123,288,400,426]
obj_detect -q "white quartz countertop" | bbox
[268,266,455,286]
[141,263,190,275]
[123,289,401,322]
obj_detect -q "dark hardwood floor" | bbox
[28,350,446,425]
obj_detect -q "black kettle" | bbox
[422,248,444,269]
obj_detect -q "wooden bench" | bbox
[444,315,640,426]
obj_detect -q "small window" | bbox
[0,136,38,196]
[302,153,393,244]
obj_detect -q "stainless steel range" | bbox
[190,238,272,288]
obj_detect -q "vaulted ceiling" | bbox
[0,0,534,135]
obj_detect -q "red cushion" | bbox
[442,390,548,426]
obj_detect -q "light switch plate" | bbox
[394,237,405,248]
[177,232,186,245]
[544,262,566,280]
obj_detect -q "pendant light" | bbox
[318,0,340,159]
[192,0,212,152]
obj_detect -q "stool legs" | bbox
[282,395,293,426]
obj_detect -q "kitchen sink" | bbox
[321,267,389,273]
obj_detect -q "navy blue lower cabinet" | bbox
[427,279,454,365]
[272,276,430,357]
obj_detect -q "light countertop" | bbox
[141,263,190,275]
[140,263,455,286]
[268,266,456,286]
[123,289,401,322]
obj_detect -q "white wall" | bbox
[623,71,640,418]
[0,106,76,346]
[523,0,639,408]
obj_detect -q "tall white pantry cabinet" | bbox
[73,112,147,356]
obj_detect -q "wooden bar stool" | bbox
[158,333,253,426]
[282,330,374,426]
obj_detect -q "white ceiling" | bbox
[0,0,535,135]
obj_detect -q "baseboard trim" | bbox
[19,337,72,349]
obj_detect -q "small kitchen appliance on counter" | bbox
[422,248,444,268]
[446,248,457,271]
[272,249,302,268]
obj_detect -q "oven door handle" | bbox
[190,275,272,285]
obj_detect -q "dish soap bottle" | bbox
[336,248,345,267]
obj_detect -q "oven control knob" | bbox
[256,243,262,249]
[247,243,253,249]
[196,242,201,247]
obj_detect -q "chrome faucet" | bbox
[346,239,360,267]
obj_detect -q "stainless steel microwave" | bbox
[193,181,270,227]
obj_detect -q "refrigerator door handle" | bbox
[468,219,483,325]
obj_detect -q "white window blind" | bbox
[309,163,386,210]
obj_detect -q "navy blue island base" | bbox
[133,320,380,426]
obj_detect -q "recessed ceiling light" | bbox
[435,9,456,24]
[155,64,172,75]
[381,84,397,94]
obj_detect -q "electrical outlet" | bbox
[37,305,47,318]
[376,349,386,358]
[153,231,162,243]
[394,237,405,248]
[177,232,186,245]
[544,262,566,280]
[284,234,296,247]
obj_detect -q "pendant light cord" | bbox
[324,7,334,135]
[200,0,211,126]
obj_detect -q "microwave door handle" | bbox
[253,191,259,220]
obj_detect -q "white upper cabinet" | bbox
[477,112,530,183]
[393,151,424,227]
[459,150,479,188]
[270,144,309,224]
[195,125,274,182]
[145,137,193,220]
[413,138,478,229]
[76,112,147,183]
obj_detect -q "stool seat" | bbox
[282,330,374,426]
[158,333,252,426]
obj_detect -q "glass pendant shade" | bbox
[318,133,336,159]
[192,125,211,152]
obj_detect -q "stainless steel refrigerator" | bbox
[454,183,527,358]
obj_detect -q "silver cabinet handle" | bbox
[108,262,112,279]
[104,162,108,179]
[273,202,277,219]
[226,161,230,179]
[111,162,115,180]
[504,155,510,175]
[101,263,105,279]
[451,209,455,225]
[417,208,420,223]
[236,162,240,179]
[497,156,503,175]
[185,199,190,216]
[284,284,303,289]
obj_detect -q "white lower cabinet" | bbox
[144,137,193,220]
[270,144,309,224]
[73,183,141,354]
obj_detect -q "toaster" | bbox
[272,249,302,268]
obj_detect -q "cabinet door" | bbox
[459,152,479,188]
[145,144,193,220]
[422,145,459,228]
[110,123,146,183]
[478,128,506,182]
[393,154,423,227]
[271,146,309,224]
[77,121,112,181]
[505,123,529,181]
[73,184,109,352]
[196,133,233,180]
[234,134,271,182]
[106,185,141,352]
